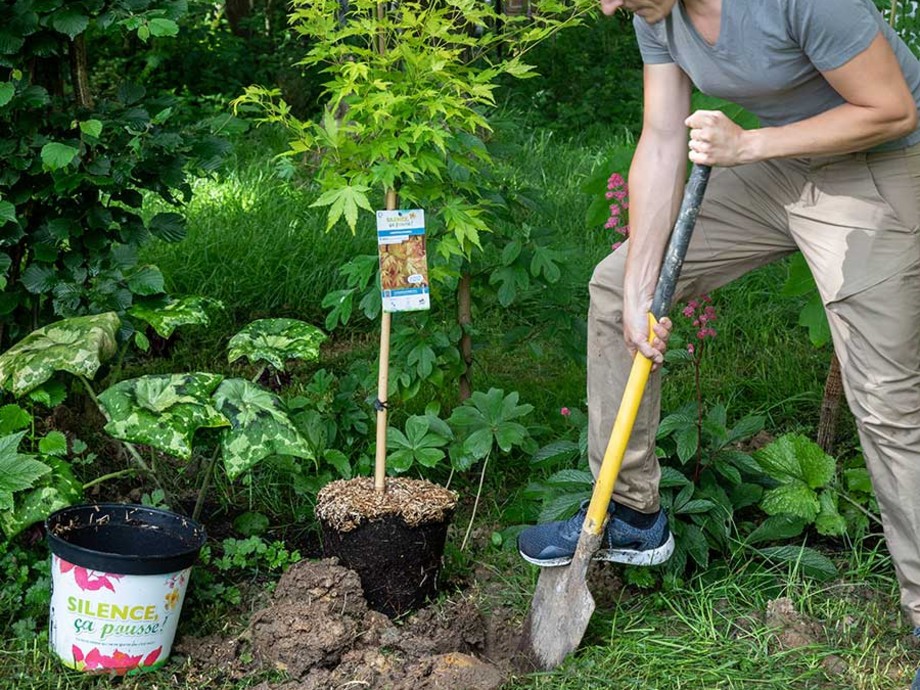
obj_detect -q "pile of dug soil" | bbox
[179,558,522,690]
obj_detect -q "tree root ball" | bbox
[316,478,459,618]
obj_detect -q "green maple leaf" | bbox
[311,184,373,232]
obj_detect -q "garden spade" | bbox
[521,164,711,671]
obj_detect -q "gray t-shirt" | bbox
[634,0,920,151]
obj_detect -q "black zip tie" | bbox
[374,398,389,412]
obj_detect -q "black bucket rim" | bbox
[46,503,207,576]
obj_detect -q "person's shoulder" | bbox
[632,13,668,38]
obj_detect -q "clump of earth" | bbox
[177,558,523,690]
[765,596,847,676]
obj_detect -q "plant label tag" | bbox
[376,209,430,313]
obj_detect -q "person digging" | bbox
[516,0,920,684]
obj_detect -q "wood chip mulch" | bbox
[316,477,458,532]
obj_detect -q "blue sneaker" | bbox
[517,502,675,567]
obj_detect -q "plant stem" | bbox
[192,446,221,523]
[458,270,473,401]
[839,491,884,528]
[460,451,490,552]
[82,468,137,491]
[79,375,153,475]
[108,340,131,384]
[251,365,267,383]
[692,350,704,483]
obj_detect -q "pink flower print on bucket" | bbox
[59,557,123,592]
[72,645,162,674]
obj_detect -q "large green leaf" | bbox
[41,142,79,170]
[213,378,313,481]
[447,388,534,462]
[782,254,830,347]
[0,83,14,108]
[815,490,847,537]
[385,414,449,472]
[126,265,165,296]
[755,545,837,580]
[760,482,821,522]
[129,295,220,338]
[0,432,50,511]
[745,514,808,545]
[755,434,835,489]
[0,200,16,224]
[227,318,327,371]
[0,456,82,538]
[148,212,187,242]
[530,440,579,465]
[0,313,120,396]
[98,373,229,459]
[691,92,761,130]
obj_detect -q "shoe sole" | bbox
[519,533,676,568]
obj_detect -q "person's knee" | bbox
[589,249,627,305]
[845,376,920,448]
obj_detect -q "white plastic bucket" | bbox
[46,503,206,675]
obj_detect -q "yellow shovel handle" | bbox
[582,313,659,535]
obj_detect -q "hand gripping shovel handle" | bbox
[582,163,711,535]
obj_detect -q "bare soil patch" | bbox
[177,558,522,690]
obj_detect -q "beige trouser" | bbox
[587,144,920,626]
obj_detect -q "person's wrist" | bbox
[738,128,767,165]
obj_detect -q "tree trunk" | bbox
[458,271,473,401]
[69,34,93,110]
[226,0,253,37]
[816,352,844,454]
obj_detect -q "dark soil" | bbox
[177,558,522,690]
[321,513,451,617]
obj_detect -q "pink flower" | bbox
[688,299,699,310]
[560,407,571,417]
[605,191,615,199]
[608,173,625,187]
[682,305,695,318]
[621,225,630,236]
[687,343,695,355]
[697,327,718,340]
[611,241,623,251]
[613,189,627,200]
[609,204,620,215]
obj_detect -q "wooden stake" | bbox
[375,188,398,494]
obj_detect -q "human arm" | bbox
[623,62,693,367]
[686,32,919,166]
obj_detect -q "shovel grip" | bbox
[582,164,711,534]
[651,164,711,319]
